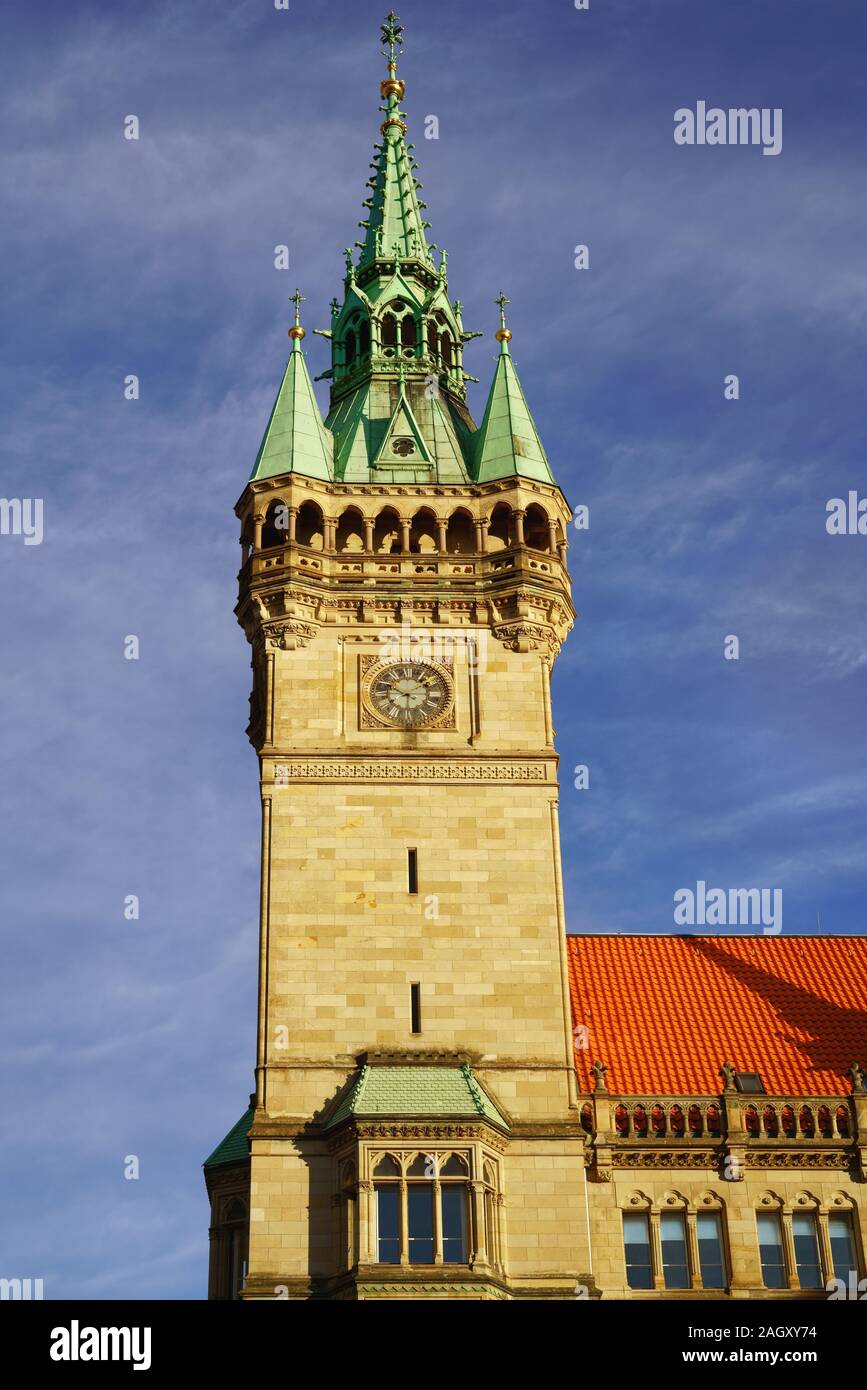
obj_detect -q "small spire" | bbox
[288,288,306,347]
[348,13,436,272]
[494,291,512,351]
[475,306,556,486]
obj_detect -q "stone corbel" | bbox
[492,620,557,655]
[264,620,318,651]
[589,1142,613,1182]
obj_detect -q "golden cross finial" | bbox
[288,287,306,341]
[494,291,512,344]
[380,11,404,71]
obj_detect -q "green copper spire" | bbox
[474,294,556,485]
[354,12,436,273]
[250,289,333,482]
[321,14,476,483]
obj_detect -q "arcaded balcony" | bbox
[241,497,569,584]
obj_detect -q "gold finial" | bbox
[380,11,404,74]
[288,287,306,340]
[494,291,512,343]
[380,12,406,104]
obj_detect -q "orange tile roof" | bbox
[567,935,867,1098]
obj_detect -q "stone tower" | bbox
[205,11,587,1301]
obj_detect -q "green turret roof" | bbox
[203,1106,253,1169]
[474,296,555,485]
[249,292,333,483]
[324,1063,510,1130]
[244,23,559,494]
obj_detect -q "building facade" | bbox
[204,13,867,1301]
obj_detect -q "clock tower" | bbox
[205,12,589,1301]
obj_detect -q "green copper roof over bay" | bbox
[324,1064,510,1130]
[250,333,333,483]
[474,337,555,485]
[203,1106,253,1169]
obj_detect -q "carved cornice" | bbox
[204,1162,251,1200]
[236,473,573,519]
[744,1151,854,1170]
[355,1281,512,1299]
[609,1151,718,1171]
[350,1121,509,1152]
[237,582,575,661]
[269,758,551,784]
[587,1143,857,1178]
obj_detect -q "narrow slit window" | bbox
[407,848,418,894]
[410,983,421,1034]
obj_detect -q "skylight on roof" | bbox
[734,1072,765,1095]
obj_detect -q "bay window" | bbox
[368,1150,489,1267]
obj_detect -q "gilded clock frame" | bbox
[359,655,456,731]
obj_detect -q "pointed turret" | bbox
[322,13,476,484]
[357,11,434,272]
[250,290,333,483]
[474,293,556,485]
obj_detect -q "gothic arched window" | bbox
[381,314,397,349]
[372,1150,472,1267]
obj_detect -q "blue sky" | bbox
[1,0,865,1299]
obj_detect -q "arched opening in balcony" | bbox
[446,508,475,555]
[524,503,550,551]
[262,499,288,550]
[336,507,365,553]
[487,502,512,552]
[373,507,402,555]
[296,499,324,550]
[409,508,438,554]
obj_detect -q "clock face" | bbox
[369,661,450,728]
